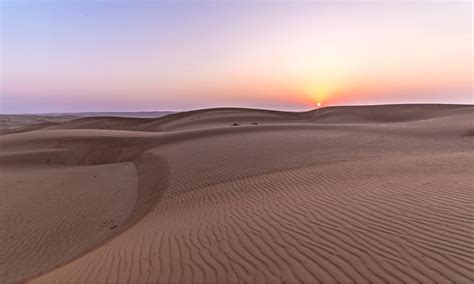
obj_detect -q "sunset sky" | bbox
[1,1,472,113]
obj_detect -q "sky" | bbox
[0,0,472,113]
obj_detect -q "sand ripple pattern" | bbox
[0,105,473,283]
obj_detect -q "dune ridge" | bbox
[0,104,473,283]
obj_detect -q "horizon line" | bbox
[1,102,473,116]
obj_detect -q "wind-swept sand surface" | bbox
[0,112,172,135]
[1,104,473,283]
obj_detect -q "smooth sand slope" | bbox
[0,112,173,135]
[1,104,473,283]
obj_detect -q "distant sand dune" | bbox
[0,104,473,283]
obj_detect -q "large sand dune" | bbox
[1,104,473,283]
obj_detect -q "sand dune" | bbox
[0,112,172,135]
[1,104,473,283]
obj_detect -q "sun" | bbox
[303,82,338,108]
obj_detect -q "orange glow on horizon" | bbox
[297,80,346,108]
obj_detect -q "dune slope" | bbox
[0,104,473,283]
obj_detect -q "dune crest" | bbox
[1,104,473,283]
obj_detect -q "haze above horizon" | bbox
[1,1,472,114]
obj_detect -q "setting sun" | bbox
[1,1,472,283]
[302,81,341,108]
[1,1,471,113]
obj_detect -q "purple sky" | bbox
[1,1,472,113]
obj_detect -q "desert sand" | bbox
[1,104,473,283]
[0,112,173,135]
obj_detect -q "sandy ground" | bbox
[0,104,473,283]
[0,112,172,135]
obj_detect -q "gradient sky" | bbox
[1,0,472,113]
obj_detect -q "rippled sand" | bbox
[1,104,473,283]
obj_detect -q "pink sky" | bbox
[1,1,472,113]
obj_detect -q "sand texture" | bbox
[1,104,473,283]
[0,112,173,135]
